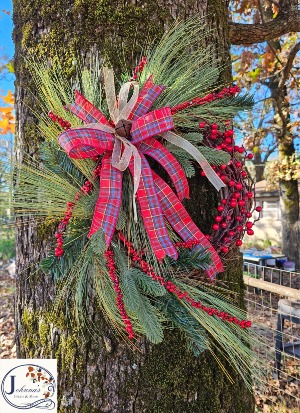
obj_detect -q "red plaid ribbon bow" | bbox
[58,69,224,279]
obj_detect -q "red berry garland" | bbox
[54,180,93,258]
[104,249,134,340]
[171,86,240,115]
[119,232,251,330]
[48,111,71,130]
[130,56,147,81]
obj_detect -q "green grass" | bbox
[0,235,15,261]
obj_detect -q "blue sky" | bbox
[0,0,14,95]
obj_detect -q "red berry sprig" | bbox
[54,180,93,258]
[171,86,240,115]
[130,56,147,81]
[105,249,134,340]
[48,111,71,130]
[174,239,206,249]
[118,233,251,329]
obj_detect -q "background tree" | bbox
[0,7,16,260]
[229,0,300,266]
[0,91,14,258]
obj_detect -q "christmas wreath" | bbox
[16,18,262,387]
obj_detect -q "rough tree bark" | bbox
[229,0,300,45]
[13,0,254,412]
[253,158,264,183]
[269,66,300,269]
[278,142,300,269]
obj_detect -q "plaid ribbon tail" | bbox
[152,172,223,281]
[88,154,123,243]
[67,91,111,125]
[58,128,114,158]
[128,155,178,261]
[137,137,189,200]
[131,107,174,145]
[129,75,166,120]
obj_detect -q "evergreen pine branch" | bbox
[26,57,78,129]
[173,95,254,129]
[119,268,164,344]
[40,230,89,281]
[75,190,99,221]
[177,280,247,319]
[197,147,230,166]
[115,209,127,231]
[88,230,108,256]
[158,294,208,356]
[40,142,86,187]
[167,142,230,170]
[112,246,166,343]
[127,268,166,297]
[167,149,196,178]
[140,17,222,109]
[119,269,142,312]
[172,279,262,389]
[14,161,79,217]
[14,159,96,221]
[166,247,212,272]
[134,297,164,344]
[210,94,254,110]
[182,132,204,143]
[74,58,103,109]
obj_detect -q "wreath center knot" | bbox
[115,119,132,139]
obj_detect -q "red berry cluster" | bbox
[171,86,241,115]
[54,180,93,258]
[105,249,134,340]
[48,111,71,130]
[174,240,204,248]
[198,121,262,253]
[130,56,148,81]
[93,163,102,178]
[119,233,251,329]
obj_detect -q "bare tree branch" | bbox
[278,41,300,91]
[264,143,278,160]
[229,9,300,45]
[266,0,279,5]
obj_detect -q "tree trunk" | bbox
[13,0,254,412]
[253,152,264,182]
[279,141,300,269]
[266,32,300,269]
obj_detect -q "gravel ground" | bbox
[0,260,16,359]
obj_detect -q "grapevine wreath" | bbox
[16,18,262,386]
